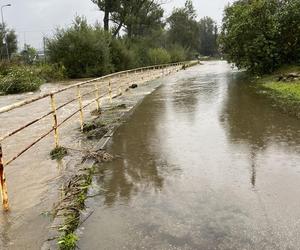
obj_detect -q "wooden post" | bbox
[94,83,101,111]
[76,86,84,131]
[108,81,112,105]
[50,94,59,148]
[0,144,9,211]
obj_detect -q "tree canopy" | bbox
[219,0,300,74]
[0,24,18,60]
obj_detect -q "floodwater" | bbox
[79,61,300,250]
[0,68,170,249]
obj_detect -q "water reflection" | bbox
[250,148,257,187]
[80,62,300,249]
[221,73,300,187]
[94,94,168,206]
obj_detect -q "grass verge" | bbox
[256,65,300,118]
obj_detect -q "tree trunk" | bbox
[113,22,123,37]
[127,24,132,39]
[104,7,109,31]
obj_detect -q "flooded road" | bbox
[79,61,300,250]
[0,67,174,249]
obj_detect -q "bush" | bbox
[0,66,43,94]
[220,0,300,74]
[0,61,13,76]
[47,16,112,78]
[219,0,280,74]
[35,64,67,82]
[168,44,187,62]
[110,39,138,72]
[147,48,171,65]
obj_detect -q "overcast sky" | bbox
[3,0,234,50]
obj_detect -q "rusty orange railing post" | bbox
[50,94,60,148]
[94,83,101,111]
[0,144,9,211]
[76,86,84,131]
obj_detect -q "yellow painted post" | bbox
[94,83,101,111]
[108,80,113,105]
[0,144,9,211]
[76,86,84,131]
[50,94,60,148]
[118,75,123,95]
[126,72,130,88]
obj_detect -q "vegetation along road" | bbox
[78,61,300,249]
[0,0,299,249]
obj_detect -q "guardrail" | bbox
[0,61,194,211]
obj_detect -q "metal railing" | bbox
[0,61,189,210]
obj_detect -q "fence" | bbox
[0,61,189,211]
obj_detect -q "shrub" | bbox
[147,48,171,65]
[35,64,67,82]
[0,66,43,94]
[168,44,187,62]
[110,39,137,72]
[219,0,300,74]
[0,61,13,76]
[47,16,112,78]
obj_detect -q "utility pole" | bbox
[43,36,47,63]
[1,4,11,61]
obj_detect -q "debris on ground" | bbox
[83,149,113,163]
[129,84,138,89]
[277,72,300,82]
[90,109,102,116]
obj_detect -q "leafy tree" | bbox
[167,0,199,55]
[20,44,37,64]
[0,24,17,60]
[198,17,218,56]
[92,0,120,31]
[219,0,281,74]
[46,17,112,78]
[276,0,300,64]
[112,0,164,38]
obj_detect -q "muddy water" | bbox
[0,68,169,249]
[79,61,300,250]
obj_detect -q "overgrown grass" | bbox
[256,65,300,118]
[57,167,94,250]
[261,82,300,100]
[50,146,68,160]
[58,233,78,250]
